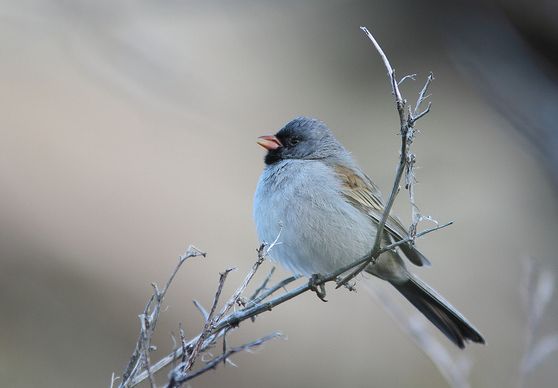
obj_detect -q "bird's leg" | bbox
[308,274,327,302]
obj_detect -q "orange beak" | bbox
[257,135,283,150]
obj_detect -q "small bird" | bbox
[253,116,485,349]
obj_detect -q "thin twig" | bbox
[246,275,300,308]
[249,266,276,321]
[222,329,228,366]
[413,72,434,119]
[139,314,156,388]
[168,333,282,387]
[184,268,234,371]
[360,26,403,106]
[406,72,435,240]
[412,103,432,122]
[399,74,417,85]
[192,300,210,321]
[250,266,276,301]
[179,324,187,363]
[119,246,205,388]
[110,373,119,388]
[213,245,267,323]
[378,222,452,255]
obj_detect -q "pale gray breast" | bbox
[254,159,376,276]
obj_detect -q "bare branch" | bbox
[338,27,434,287]
[192,300,209,321]
[399,73,417,85]
[119,246,205,388]
[212,245,267,323]
[413,102,432,122]
[178,324,187,363]
[246,275,299,307]
[360,26,403,107]
[248,266,276,321]
[168,333,283,387]
[184,268,234,371]
[413,72,434,120]
[110,373,119,388]
[250,266,276,302]
[378,222,453,255]
[139,314,157,388]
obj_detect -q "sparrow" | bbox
[253,116,485,349]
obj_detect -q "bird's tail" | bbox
[390,275,485,348]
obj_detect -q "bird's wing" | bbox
[333,165,430,266]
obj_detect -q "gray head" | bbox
[257,117,347,165]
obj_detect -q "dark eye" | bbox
[289,137,300,146]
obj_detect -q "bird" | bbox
[253,116,485,349]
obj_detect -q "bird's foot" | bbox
[308,274,327,302]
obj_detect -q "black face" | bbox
[264,126,305,165]
[264,117,338,165]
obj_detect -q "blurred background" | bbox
[1,0,558,387]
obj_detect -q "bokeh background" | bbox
[1,0,558,387]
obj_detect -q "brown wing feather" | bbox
[333,165,430,266]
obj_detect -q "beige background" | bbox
[1,1,557,387]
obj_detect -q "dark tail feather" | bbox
[391,276,485,349]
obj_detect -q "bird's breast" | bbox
[254,160,376,276]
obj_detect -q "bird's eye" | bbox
[289,137,300,146]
